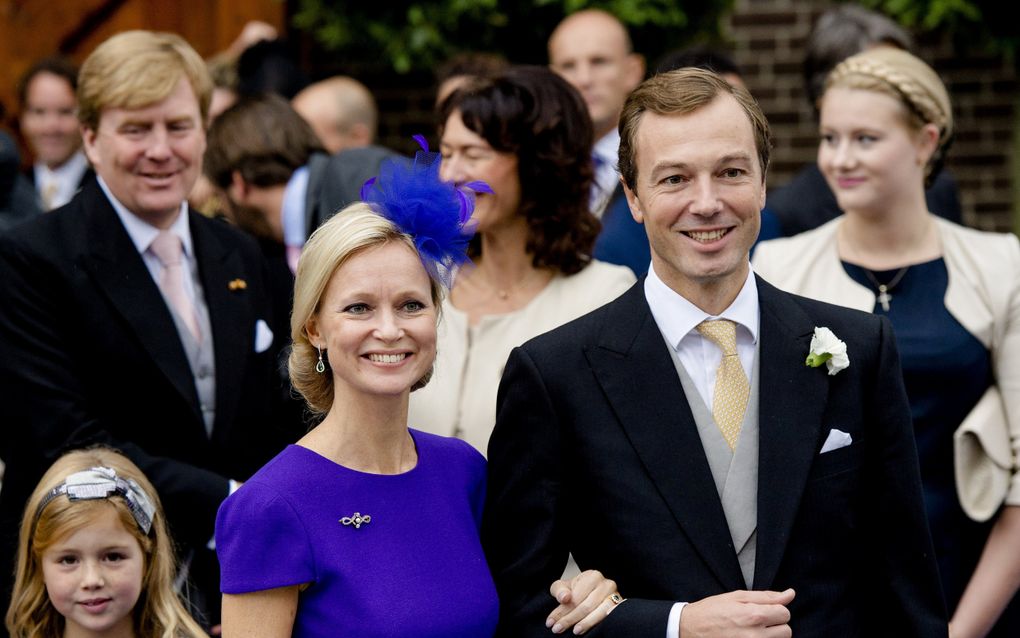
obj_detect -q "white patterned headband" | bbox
[34,466,157,535]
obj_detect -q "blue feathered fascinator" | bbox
[361,135,490,288]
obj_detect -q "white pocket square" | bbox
[254,319,274,353]
[820,428,853,454]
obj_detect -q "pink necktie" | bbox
[149,231,202,342]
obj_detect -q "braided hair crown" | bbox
[826,47,953,147]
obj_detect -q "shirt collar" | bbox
[34,150,88,183]
[644,264,759,350]
[593,129,620,165]
[281,164,310,248]
[98,176,192,258]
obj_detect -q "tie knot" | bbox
[697,319,738,355]
[149,231,183,267]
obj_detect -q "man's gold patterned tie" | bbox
[696,319,749,450]
[41,181,58,211]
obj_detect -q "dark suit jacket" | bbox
[484,278,948,637]
[304,145,399,236]
[766,163,963,237]
[0,179,289,576]
[0,132,41,233]
[593,184,651,277]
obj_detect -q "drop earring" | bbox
[315,346,326,374]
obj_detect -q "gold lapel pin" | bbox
[228,278,247,291]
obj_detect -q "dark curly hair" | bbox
[438,65,599,275]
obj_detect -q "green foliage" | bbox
[540,0,688,27]
[861,0,1018,64]
[862,0,979,30]
[292,0,731,74]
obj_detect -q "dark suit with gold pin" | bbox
[0,178,291,616]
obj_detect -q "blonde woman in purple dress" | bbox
[216,144,624,637]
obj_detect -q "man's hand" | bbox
[680,589,795,637]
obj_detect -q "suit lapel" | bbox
[82,184,201,418]
[191,214,251,440]
[753,277,830,589]
[586,285,746,591]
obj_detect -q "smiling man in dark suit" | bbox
[483,68,948,637]
[0,31,289,624]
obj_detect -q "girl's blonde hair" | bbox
[5,447,207,638]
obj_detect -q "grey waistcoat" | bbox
[665,337,761,588]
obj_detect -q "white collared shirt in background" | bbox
[34,150,89,210]
[590,129,622,218]
[281,164,311,263]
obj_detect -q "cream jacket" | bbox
[408,260,636,455]
[753,217,1020,521]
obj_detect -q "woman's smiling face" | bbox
[439,110,521,234]
[306,241,438,402]
[818,87,936,218]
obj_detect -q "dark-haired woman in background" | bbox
[409,66,635,454]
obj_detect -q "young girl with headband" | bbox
[6,447,206,638]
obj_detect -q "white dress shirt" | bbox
[282,166,310,238]
[99,176,197,303]
[645,264,759,407]
[644,263,760,638]
[34,150,89,210]
[591,129,622,218]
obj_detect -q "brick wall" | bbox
[725,0,1018,232]
[352,1,1018,232]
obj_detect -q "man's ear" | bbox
[80,125,99,167]
[348,122,372,147]
[622,177,644,224]
[625,53,646,91]
[228,170,250,204]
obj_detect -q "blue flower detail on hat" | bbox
[361,135,490,288]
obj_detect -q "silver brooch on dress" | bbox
[340,512,371,529]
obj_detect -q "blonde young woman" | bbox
[753,47,1020,637]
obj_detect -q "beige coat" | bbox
[409,260,636,455]
[753,217,1020,521]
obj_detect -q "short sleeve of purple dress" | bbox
[215,430,498,637]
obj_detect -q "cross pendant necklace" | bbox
[876,284,893,312]
[864,266,910,312]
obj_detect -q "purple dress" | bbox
[215,430,499,637]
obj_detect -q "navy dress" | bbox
[844,258,1019,633]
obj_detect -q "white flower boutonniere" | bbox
[805,327,850,376]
